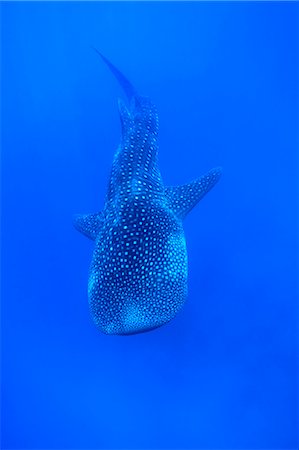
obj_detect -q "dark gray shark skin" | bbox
[74,53,222,335]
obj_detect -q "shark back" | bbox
[74,53,222,335]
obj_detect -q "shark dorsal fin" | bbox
[117,98,133,132]
[73,212,104,240]
[165,167,222,220]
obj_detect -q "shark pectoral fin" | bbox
[165,166,222,219]
[73,212,104,240]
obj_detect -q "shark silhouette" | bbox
[74,52,222,335]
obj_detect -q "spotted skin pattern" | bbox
[74,53,222,335]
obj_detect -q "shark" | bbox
[74,52,222,335]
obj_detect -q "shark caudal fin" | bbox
[73,212,104,240]
[91,47,137,101]
[91,48,143,129]
[165,167,222,220]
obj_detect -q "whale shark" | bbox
[74,52,222,335]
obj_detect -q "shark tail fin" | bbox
[73,212,104,240]
[165,167,222,220]
[91,47,137,101]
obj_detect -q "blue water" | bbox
[1,2,298,449]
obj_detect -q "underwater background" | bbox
[1,1,298,449]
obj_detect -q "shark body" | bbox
[74,53,222,335]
